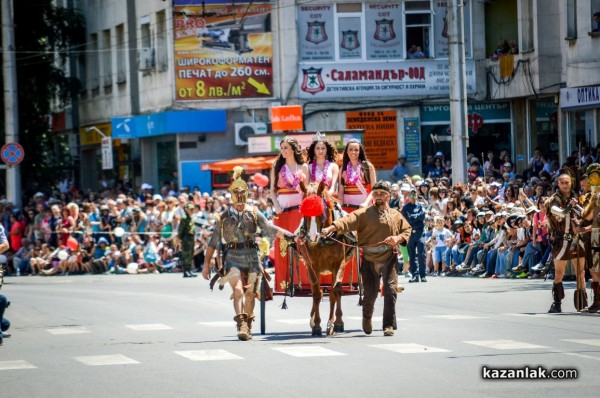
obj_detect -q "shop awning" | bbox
[201,156,277,172]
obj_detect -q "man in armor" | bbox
[202,167,295,340]
[581,164,600,313]
[545,168,587,313]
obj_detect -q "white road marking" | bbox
[125,324,173,331]
[47,326,90,335]
[74,354,139,366]
[0,360,37,370]
[370,343,449,353]
[562,339,600,347]
[272,345,346,357]
[424,315,485,320]
[174,350,243,361]
[197,321,235,327]
[464,340,548,350]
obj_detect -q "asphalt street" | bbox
[0,273,599,398]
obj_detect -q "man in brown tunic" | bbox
[321,181,411,336]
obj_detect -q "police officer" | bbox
[202,167,295,341]
[402,187,427,283]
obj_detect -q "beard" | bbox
[374,199,387,209]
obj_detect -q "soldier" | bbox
[178,202,197,278]
[545,168,587,313]
[581,164,600,313]
[202,167,295,341]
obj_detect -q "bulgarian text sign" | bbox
[299,59,475,99]
[174,1,273,101]
[346,110,398,170]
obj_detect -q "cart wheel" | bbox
[260,276,266,335]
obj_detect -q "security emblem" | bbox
[341,30,360,51]
[306,21,328,44]
[300,67,325,95]
[374,19,396,42]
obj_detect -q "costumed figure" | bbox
[306,132,340,197]
[545,168,587,313]
[203,167,295,340]
[339,139,377,213]
[321,181,412,336]
[270,137,309,293]
[581,163,600,313]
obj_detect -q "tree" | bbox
[2,0,84,195]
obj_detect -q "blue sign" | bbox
[404,118,421,169]
[1,143,25,165]
[112,110,226,139]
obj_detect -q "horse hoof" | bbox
[312,328,322,337]
[333,324,344,333]
[327,326,335,336]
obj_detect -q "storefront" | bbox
[111,110,227,190]
[560,86,600,160]
[420,102,512,164]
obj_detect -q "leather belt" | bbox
[363,244,392,254]
[225,241,257,250]
[282,205,300,213]
[343,204,360,209]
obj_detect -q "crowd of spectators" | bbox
[0,177,275,277]
[0,144,593,281]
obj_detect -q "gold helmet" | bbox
[229,166,249,204]
[587,163,600,187]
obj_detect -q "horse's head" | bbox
[299,181,334,244]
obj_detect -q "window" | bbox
[88,33,99,91]
[404,1,431,58]
[156,11,168,71]
[116,24,126,83]
[591,0,600,34]
[336,3,363,60]
[140,16,154,70]
[102,29,112,87]
[566,0,577,39]
[520,0,534,51]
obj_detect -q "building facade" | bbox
[68,0,600,191]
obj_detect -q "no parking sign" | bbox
[1,143,25,166]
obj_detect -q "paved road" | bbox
[1,273,599,398]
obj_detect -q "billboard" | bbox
[174,1,273,100]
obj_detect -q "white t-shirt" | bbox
[431,227,452,248]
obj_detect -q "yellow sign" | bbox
[80,123,112,146]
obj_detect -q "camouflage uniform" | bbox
[178,205,196,277]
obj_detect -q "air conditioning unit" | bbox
[138,47,154,71]
[234,122,267,146]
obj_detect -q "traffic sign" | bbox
[1,142,25,166]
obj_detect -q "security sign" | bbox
[1,143,25,166]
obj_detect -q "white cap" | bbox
[152,194,163,201]
[490,181,502,187]
[400,184,411,192]
[141,183,152,190]
[435,151,443,157]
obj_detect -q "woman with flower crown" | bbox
[339,139,377,213]
[306,132,340,196]
[270,137,309,291]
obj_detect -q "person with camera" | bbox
[1,222,12,346]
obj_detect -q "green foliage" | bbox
[11,0,85,193]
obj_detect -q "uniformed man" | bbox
[178,202,197,278]
[202,167,295,340]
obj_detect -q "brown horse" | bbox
[296,181,356,336]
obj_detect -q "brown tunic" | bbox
[332,206,412,263]
[546,191,584,261]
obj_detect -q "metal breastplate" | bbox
[220,210,258,244]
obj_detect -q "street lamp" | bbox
[85,126,113,170]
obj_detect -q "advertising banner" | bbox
[174,1,273,101]
[346,110,398,170]
[299,59,475,99]
[297,4,335,61]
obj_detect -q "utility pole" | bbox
[127,0,140,115]
[448,0,468,184]
[2,0,21,204]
